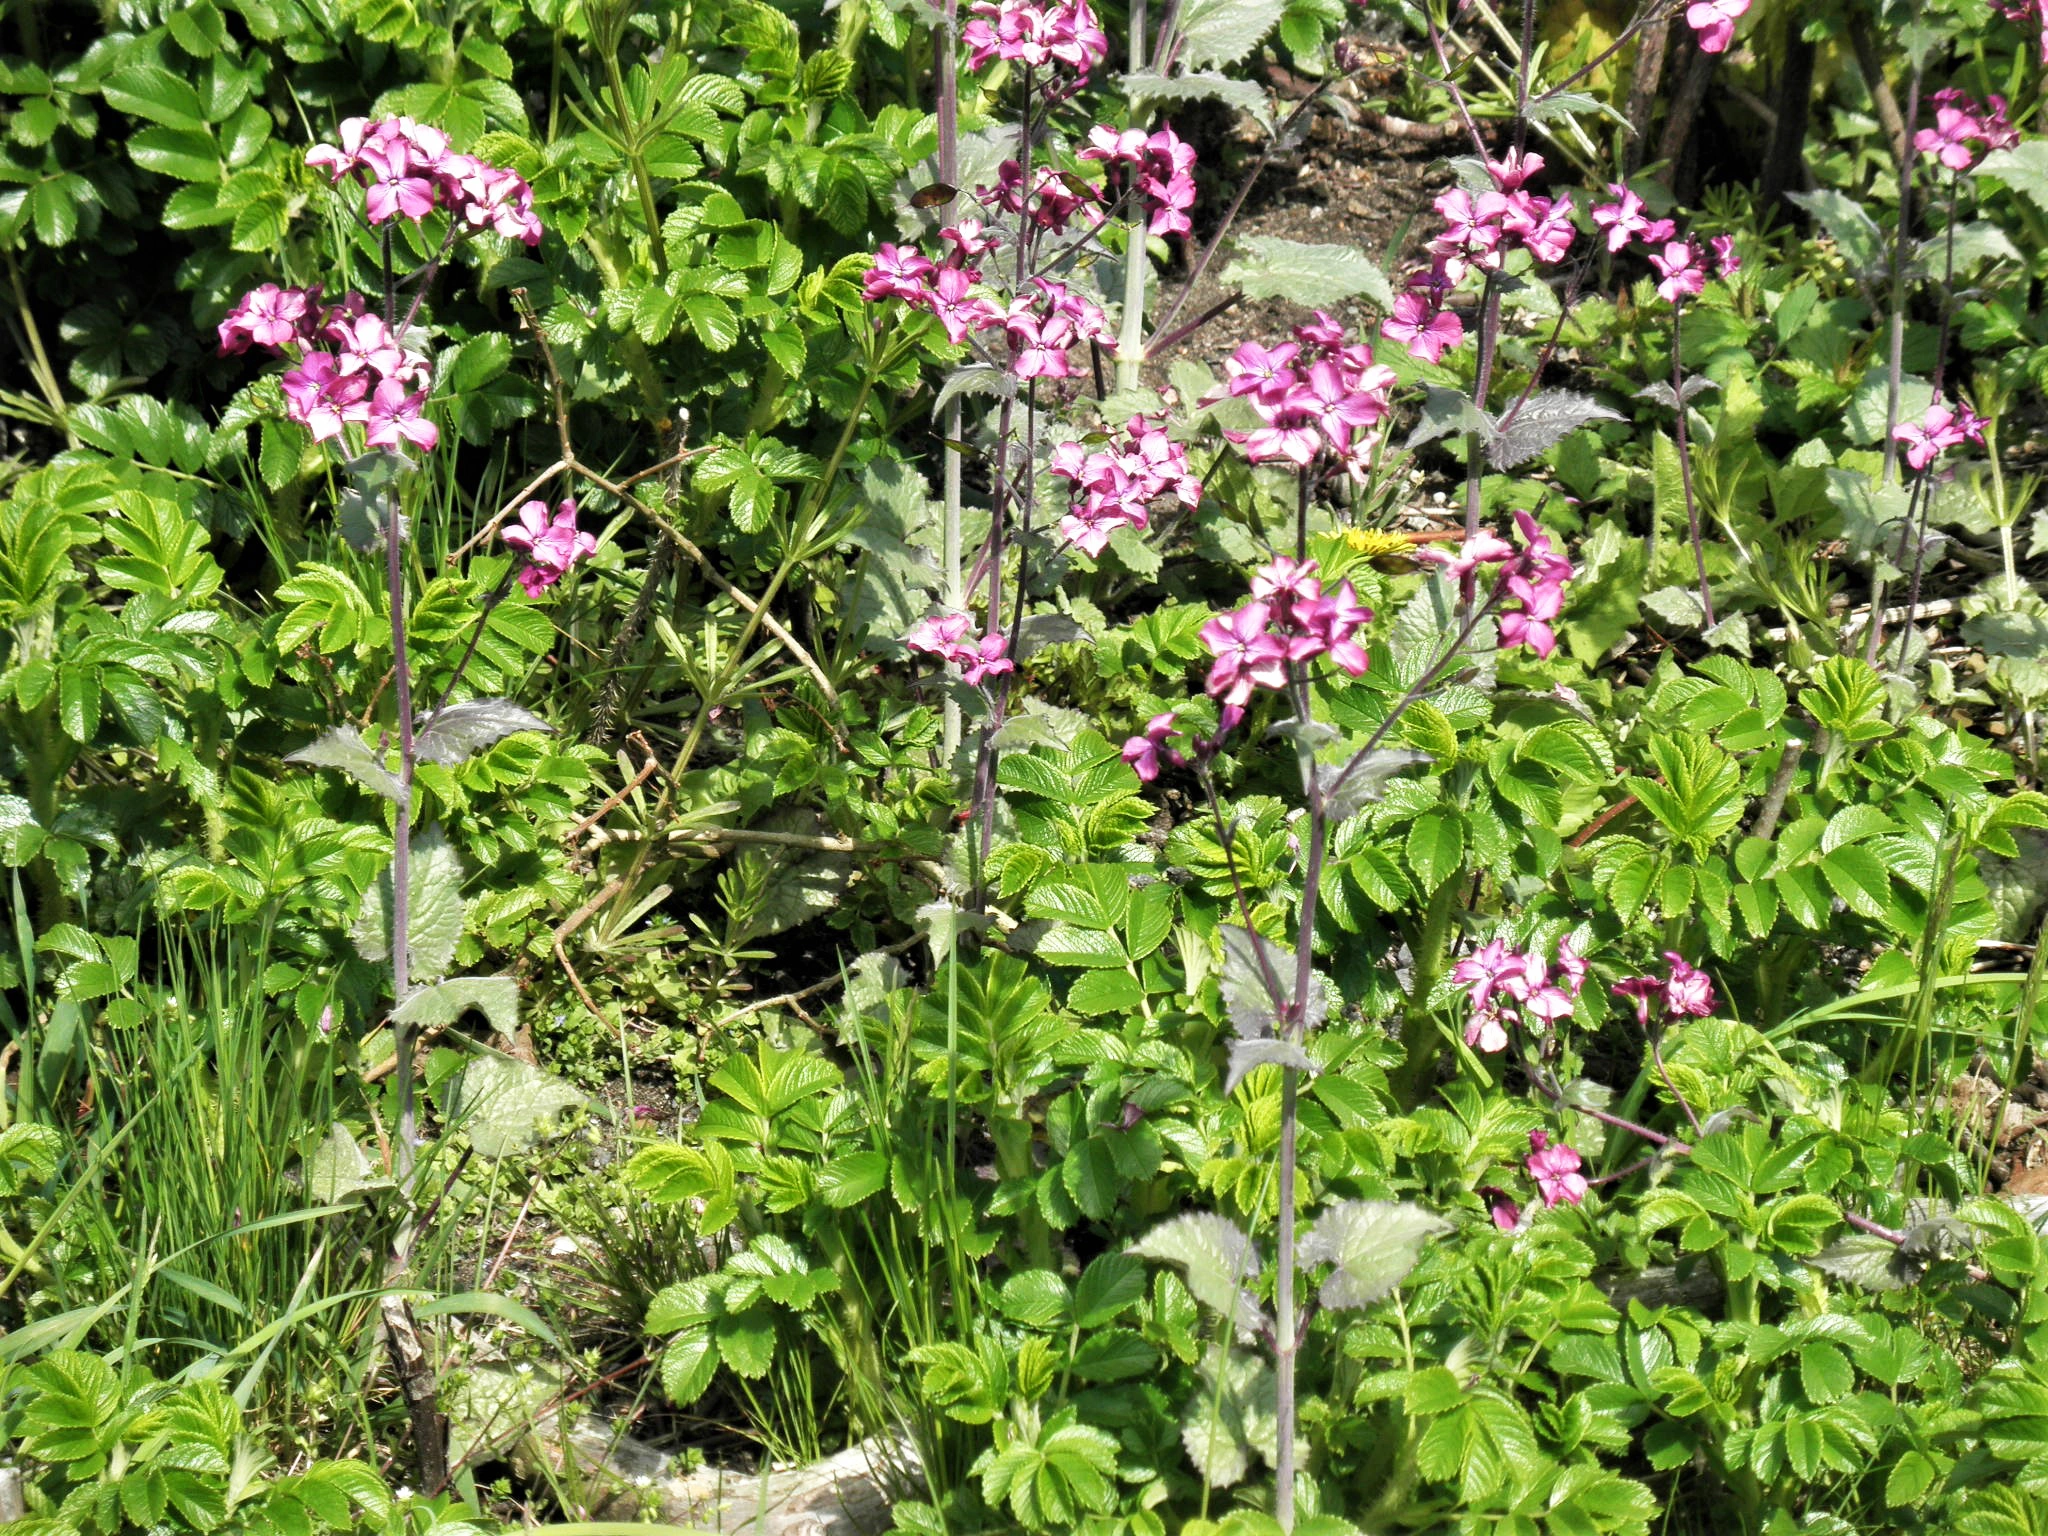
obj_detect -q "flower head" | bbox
[502,499,598,597]
[1122,712,1186,782]
[1648,238,1705,304]
[1684,0,1751,53]
[1526,1129,1589,1208]
[1891,397,1984,471]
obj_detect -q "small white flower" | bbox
[395,1487,415,1501]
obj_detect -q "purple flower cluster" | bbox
[864,227,1115,381]
[502,499,597,598]
[1415,509,1576,660]
[1590,186,1740,305]
[905,613,1015,687]
[1611,952,1717,1029]
[1198,556,1374,716]
[1913,90,2019,172]
[306,117,542,245]
[1217,314,1396,473]
[1080,124,1198,238]
[961,0,1109,77]
[1380,153,1574,366]
[218,285,437,453]
[1450,936,1586,1053]
[1050,415,1201,558]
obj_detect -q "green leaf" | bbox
[1820,845,1893,920]
[1798,1341,1853,1403]
[302,1123,392,1203]
[1070,1328,1156,1381]
[57,664,99,741]
[129,125,220,182]
[102,65,209,131]
[1885,1449,1937,1507]
[817,1150,888,1207]
[1073,1252,1146,1327]
[1406,812,1464,890]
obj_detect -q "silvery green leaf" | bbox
[1406,386,1492,451]
[2004,1194,2048,1234]
[302,1123,393,1203]
[1323,747,1431,824]
[1181,1346,1279,1488]
[1486,390,1625,469]
[1016,612,1090,660]
[1218,924,1290,1038]
[1975,141,2048,216]
[1920,220,2021,277]
[915,899,987,965]
[933,363,1014,418]
[1220,236,1395,310]
[286,727,403,802]
[1559,1076,1614,1112]
[391,974,520,1037]
[1120,69,1273,129]
[1636,376,1718,411]
[1297,1200,1450,1310]
[413,699,554,766]
[1787,189,1889,279]
[1641,585,1706,632]
[446,1055,586,1159]
[1811,1231,1919,1291]
[1269,718,1341,750]
[1174,0,1285,70]
[447,1362,562,1465]
[350,824,465,982]
[339,451,409,551]
[1844,367,1934,448]
[1698,1105,1760,1138]
[1525,89,1628,127]
[1900,1215,1973,1262]
[1129,1212,1268,1338]
[1224,1038,1315,1093]
[1704,614,1753,653]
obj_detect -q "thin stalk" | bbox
[1462,274,1502,547]
[602,42,669,276]
[1669,302,1716,629]
[938,0,964,761]
[1273,1068,1300,1532]
[1116,11,1150,391]
[385,491,419,1184]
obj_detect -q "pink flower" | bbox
[502,499,597,597]
[959,632,1014,687]
[962,0,1109,76]
[1295,579,1373,676]
[1590,183,1653,253]
[217,283,321,354]
[1648,239,1705,304]
[279,352,369,442]
[926,267,1003,344]
[307,116,542,245]
[1526,1130,1588,1208]
[1414,528,1514,580]
[1892,398,1983,471]
[1199,601,1290,706]
[1481,1186,1524,1233]
[1612,975,1664,1028]
[863,244,935,303]
[1503,191,1575,264]
[1708,235,1741,277]
[938,219,1000,266]
[906,611,974,657]
[1122,712,1185,781]
[1294,310,1347,349]
[1486,150,1545,191]
[1684,0,1750,53]
[1555,937,1588,997]
[363,378,438,453]
[1382,292,1465,363]
[1222,340,1300,397]
[1662,952,1716,1018]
